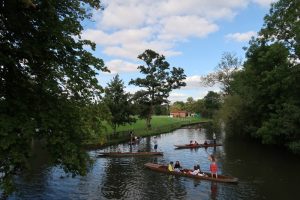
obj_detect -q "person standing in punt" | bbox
[210,155,218,178]
[213,132,216,145]
[153,136,158,152]
[129,131,134,144]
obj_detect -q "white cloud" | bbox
[168,76,221,103]
[159,16,219,41]
[82,0,254,61]
[225,31,257,42]
[105,59,139,74]
[169,92,189,102]
[124,86,140,94]
[251,0,278,7]
[183,75,202,89]
[81,28,153,46]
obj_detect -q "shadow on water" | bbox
[7,126,300,200]
[221,137,300,200]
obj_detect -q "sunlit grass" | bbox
[85,115,209,148]
[105,115,207,133]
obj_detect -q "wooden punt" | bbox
[174,143,222,149]
[98,152,163,157]
[144,163,238,183]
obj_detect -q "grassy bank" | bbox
[85,115,210,149]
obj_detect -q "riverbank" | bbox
[85,116,210,149]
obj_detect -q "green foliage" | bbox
[104,75,136,133]
[203,91,221,118]
[184,97,196,113]
[153,104,169,115]
[170,101,185,112]
[260,0,300,60]
[0,0,107,195]
[221,0,300,154]
[218,94,251,137]
[130,49,186,128]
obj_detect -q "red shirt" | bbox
[210,163,218,173]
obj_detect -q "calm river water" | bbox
[9,126,300,200]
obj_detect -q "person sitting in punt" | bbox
[194,141,198,145]
[196,164,206,176]
[189,140,193,145]
[196,164,201,172]
[168,161,174,171]
[204,140,208,145]
[190,165,200,175]
[174,161,182,172]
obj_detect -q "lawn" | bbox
[105,115,206,133]
[86,115,209,148]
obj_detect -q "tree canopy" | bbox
[0,0,106,195]
[104,75,136,133]
[220,0,300,154]
[130,49,186,128]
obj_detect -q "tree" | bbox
[203,91,221,118]
[185,97,196,113]
[0,0,106,196]
[153,104,169,115]
[193,99,206,114]
[201,52,242,95]
[103,75,136,133]
[129,49,186,128]
[259,0,300,60]
[222,0,300,153]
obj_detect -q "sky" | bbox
[81,0,278,103]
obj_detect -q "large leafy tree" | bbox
[185,97,195,113]
[170,101,185,112]
[203,91,221,118]
[260,0,300,60]
[103,75,135,133]
[0,0,107,196]
[130,49,186,128]
[222,0,300,153]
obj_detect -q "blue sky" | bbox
[82,0,277,102]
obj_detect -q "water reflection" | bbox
[8,126,300,200]
[210,182,218,200]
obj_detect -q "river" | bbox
[9,126,300,199]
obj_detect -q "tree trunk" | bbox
[146,117,151,129]
[112,124,117,134]
[146,104,154,129]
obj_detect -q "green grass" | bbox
[85,115,210,149]
[105,116,206,132]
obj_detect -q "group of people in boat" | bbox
[167,157,218,178]
[188,140,199,145]
[188,140,211,146]
[188,140,216,146]
[188,132,217,146]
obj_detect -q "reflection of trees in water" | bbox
[101,158,131,199]
[13,140,52,198]
[140,173,187,199]
[101,156,188,199]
